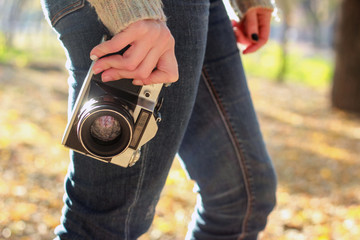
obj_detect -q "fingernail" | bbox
[251,33,259,42]
[90,55,99,61]
[132,80,144,86]
[102,76,112,82]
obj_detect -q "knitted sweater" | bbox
[87,0,274,35]
[230,0,274,19]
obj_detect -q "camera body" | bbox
[62,39,163,167]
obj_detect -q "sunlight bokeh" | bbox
[0,0,359,239]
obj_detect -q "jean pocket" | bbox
[41,0,85,27]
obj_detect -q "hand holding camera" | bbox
[90,19,179,85]
[62,21,177,167]
[62,20,178,167]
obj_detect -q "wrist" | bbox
[230,0,274,20]
[88,0,167,35]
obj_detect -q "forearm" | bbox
[87,0,166,35]
[230,0,275,19]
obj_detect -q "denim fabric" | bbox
[41,0,85,26]
[41,0,276,239]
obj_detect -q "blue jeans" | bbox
[42,0,277,239]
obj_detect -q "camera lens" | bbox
[77,97,134,158]
[90,115,121,142]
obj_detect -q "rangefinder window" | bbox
[130,109,152,149]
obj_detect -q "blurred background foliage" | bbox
[0,0,359,239]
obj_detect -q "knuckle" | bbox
[133,21,148,35]
[103,42,117,53]
[141,78,152,85]
[166,36,175,48]
[171,75,179,83]
[163,29,173,43]
[172,70,179,82]
[162,27,171,37]
[122,55,138,71]
[136,70,151,80]
[111,70,125,80]
[122,50,131,58]
[168,72,179,83]
[115,71,124,79]
[124,62,137,71]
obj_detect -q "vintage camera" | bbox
[62,37,164,167]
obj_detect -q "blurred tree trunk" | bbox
[276,0,291,83]
[0,0,27,47]
[332,0,360,113]
[302,0,322,47]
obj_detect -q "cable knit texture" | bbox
[87,0,166,35]
[88,0,274,35]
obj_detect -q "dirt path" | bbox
[1,64,359,239]
[250,78,360,240]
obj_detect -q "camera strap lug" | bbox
[128,148,141,167]
[155,112,162,123]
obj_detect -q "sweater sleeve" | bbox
[87,0,167,35]
[230,0,275,19]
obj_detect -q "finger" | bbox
[140,50,178,85]
[231,20,237,28]
[90,20,161,60]
[243,12,272,54]
[132,46,164,80]
[139,70,168,85]
[232,20,244,43]
[100,41,171,82]
[101,50,160,82]
[242,39,267,54]
[244,9,259,42]
[92,54,124,74]
[92,41,152,74]
[120,41,152,71]
[233,24,252,46]
[257,12,272,41]
[100,68,129,82]
[90,32,135,60]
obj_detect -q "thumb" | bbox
[232,20,251,45]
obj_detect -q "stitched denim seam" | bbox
[124,147,148,239]
[201,67,255,240]
[51,0,85,26]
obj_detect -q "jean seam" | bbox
[124,147,147,240]
[51,0,85,26]
[201,67,255,240]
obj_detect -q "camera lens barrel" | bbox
[77,97,134,158]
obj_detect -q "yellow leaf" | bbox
[320,168,332,180]
[347,206,360,219]
[10,203,37,221]
[317,236,330,240]
[43,214,60,228]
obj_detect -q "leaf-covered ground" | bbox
[0,63,359,240]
